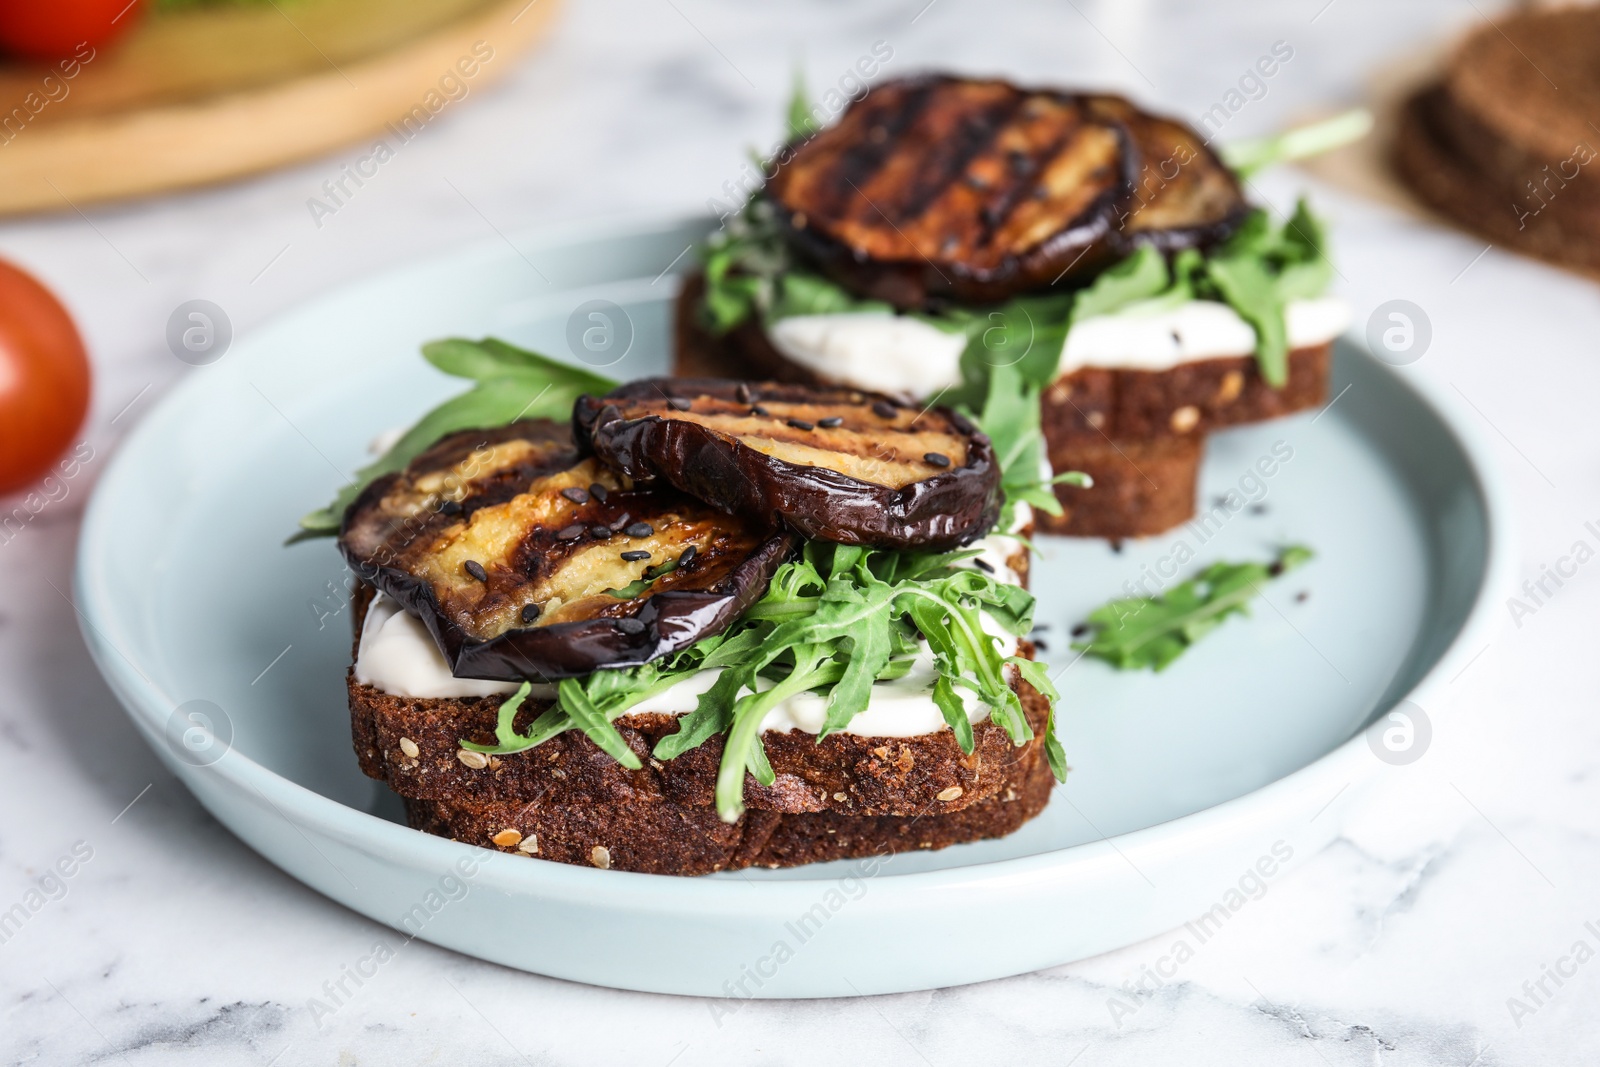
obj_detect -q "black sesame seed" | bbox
[786,418,815,431]
[1109,539,1124,555]
[817,416,844,428]
[1034,639,1049,652]
[556,524,585,540]
[679,545,698,566]
[736,383,754,404]
[589,483,609,503]
[1268,561,1285,577]
[751,404,770,417]
[589,524,612,539]
[1071,623,1090,638]
[520,603,541,624]
[923,452,951,468]
[440,499,463,516]
[620,550,651,562]
[973,558,994,573]
[1249,504,1268,516]
[616,617,646,635]
[667,396,692,412]
[872,401,898,419]
[463,560,488,582]
[1296,590,1310,603]
[560,487,590,504]
[624,522,654,538]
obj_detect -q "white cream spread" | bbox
[763,296,1351,393]
[354,593,523,699]
[352,528,1027,737]
[766,313,969,398]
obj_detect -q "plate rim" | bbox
[74,212,1520,906]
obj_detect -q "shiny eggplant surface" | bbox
[575,379,1001,551]
[339,420,791,681]
[765,75,1249,309]
[1084,94,1249,256]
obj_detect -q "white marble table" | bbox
[3,1,1595,1062]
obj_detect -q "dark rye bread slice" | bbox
[1444,7,1600,173]
[1393,85,1600,275]
[403,751,1055,875]
[1034,432,1201,539]
[349,541,1042,820]
[1042,343,1330,445]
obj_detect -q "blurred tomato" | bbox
[0,261,90,496]
[0,0,144,62]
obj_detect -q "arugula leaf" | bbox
[1200,201,1331,387]
[1069,245,1169,320]
[786,69,815,142]
[1072,546,1313,671]
[461,539,1052,824]
[290,338,616,543]
[1220,108,1373,177]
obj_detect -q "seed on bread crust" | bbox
[937,785,965,802]
[590,845,612,869]
[457,749,490,770]
[492,828,523,847]
[399,737,420,759]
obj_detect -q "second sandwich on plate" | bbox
[677,72,1352,539]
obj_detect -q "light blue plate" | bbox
[76,216,1515,997]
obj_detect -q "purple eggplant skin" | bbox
[575,379,1002,552]
[339,419,794,682]
[361,531,794,682]
[762,75,1251,311]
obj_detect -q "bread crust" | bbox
[1033,432,1202,538]
[1394,83,1600,275]
[403,751,1055,875]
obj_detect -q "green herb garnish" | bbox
[289,338,616,543]
[606,556,681,599]
[1072,546,1313,672]
[466,541,1056,822]
[1219,109,1373,177]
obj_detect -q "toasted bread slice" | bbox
[1394,84,1600,276]
[1032,433,1202,539]
[403,751,1055,875]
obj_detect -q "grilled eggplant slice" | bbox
[767,74,1135,308]
[1084,94,1249,256]
[340,419,792,681]
[765,75,1250,309]
[575,379,1000,550]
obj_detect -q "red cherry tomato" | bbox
[0,260,91,496]
[0,0,144,63]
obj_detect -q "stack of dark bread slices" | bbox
[678,74,1347,538]
[1395,6,1600,275]
[340,379,1053,876]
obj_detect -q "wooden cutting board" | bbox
[0,0,560,215]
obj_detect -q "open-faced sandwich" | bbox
[295,340,1069,876]
[677,74,1355,538]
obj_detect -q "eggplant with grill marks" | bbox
[574,379,1000,551]
[339,419,793,681]
[764,75,1250,309]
